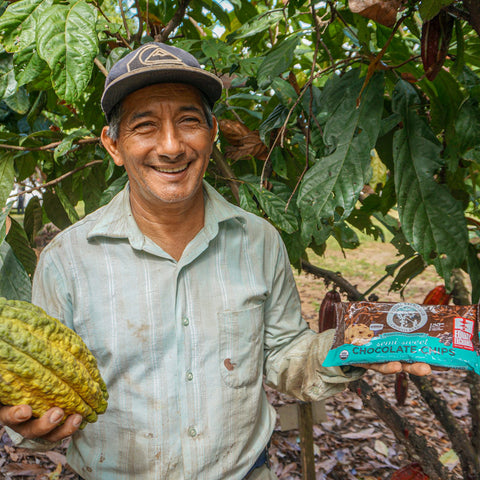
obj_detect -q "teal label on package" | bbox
[323,302,480,374]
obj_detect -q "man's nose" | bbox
[155,123,185,160]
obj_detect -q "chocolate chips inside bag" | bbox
[322,301,480,374]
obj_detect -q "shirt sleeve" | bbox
[262,232,364,402]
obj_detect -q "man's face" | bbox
[102,83,217,211]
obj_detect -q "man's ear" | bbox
[101,126,124,167]
[210,116,218,143]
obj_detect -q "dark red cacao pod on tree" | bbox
[318,290,341,332]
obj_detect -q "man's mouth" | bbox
[151,163,189,173]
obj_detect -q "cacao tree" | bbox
[1,0,480,477]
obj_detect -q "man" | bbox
[0,43,430,479]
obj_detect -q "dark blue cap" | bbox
[101,42,223,121]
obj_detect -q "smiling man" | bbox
[0,43,431,480]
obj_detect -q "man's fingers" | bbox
[356,361,402,374]
[354,362,433,376]
[41,413,83,443]
[402,362,432,376]
[0,405,33,426]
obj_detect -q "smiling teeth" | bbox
[153,165,188,173]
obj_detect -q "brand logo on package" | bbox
[453,317,474,351]
[386,303,428,333]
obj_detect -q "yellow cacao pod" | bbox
[0,297,108,427]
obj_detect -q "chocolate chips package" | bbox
[322,301,480,374]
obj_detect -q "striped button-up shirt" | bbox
[23,181,360,479]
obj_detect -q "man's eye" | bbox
[134,122,154,130]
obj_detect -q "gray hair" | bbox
[105,90,214,141]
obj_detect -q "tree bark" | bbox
[349,379,453,479]
[409,374,480,479]
[463,0,480,38]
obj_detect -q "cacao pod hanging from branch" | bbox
[421,10,454,81]
[318,289,341,332]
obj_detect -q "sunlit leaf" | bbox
[36,1,98,102]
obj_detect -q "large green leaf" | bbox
[23,195,43,246]
[0,150,15,208]
[392,80,468,284]
[0,0,53,52]
[245,181,298,234]
[257,35,300,89]
[226,10,283,42]
[297,70,384,223]
[0,240,32,301]
[36,1,98,103]
[419,0,456,21]
[6,217,37,276]
[13,43,50,88]
[0,52,17,100]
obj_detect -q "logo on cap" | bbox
[126,45,184,72]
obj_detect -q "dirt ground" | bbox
[0,240,471,479]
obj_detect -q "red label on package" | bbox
[453,317,474,351]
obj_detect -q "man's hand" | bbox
[0,404,83,443]
[356,361,432,376]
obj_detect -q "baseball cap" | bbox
[101,42,223,121]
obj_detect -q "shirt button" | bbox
[188,427,197,437]
[186,370,194,381]
[182,317,189,326]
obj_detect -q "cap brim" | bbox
[101,65,223,121]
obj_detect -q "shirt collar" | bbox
[86,180,245,249]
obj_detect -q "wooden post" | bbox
[298,401,316,480]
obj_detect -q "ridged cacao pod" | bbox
[318,290,341,332]
[0,298,108,427]
[390,462,429,480]
[420,10,454,81]
[422,285,451,305]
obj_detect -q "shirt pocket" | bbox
[218,304,264,388]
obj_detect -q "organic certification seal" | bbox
[386,303,428,333]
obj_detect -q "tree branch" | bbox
[0,137,100,152]
[300,259,363,301]
[8,160,103,199]
[156,0,191,43]
[409,374,480,479]
[349,379,454,480]
[463,0,480,37]
[211,145,240,204]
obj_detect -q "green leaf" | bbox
[0,0,53,52]
[4,85,29,114]
[6,216,37,276]
[257,35,300,89]
[389,255,426,293]
[238,183,260,215]
[99,173,128,207]
[226,10,283,42]
[0,150,14,208]
[0,239,32,301]
[245,181,298,234]
[0,203,12,243]
[42,189,72,230]
[13,43,50,88]
[297,70,384,223]
[23,195,43,246]
[54,128,92,161]
[392,80,468,284]
[0,52,17,99]
[419,0,456,22]
[55,185,79,224]
[36,1,98,103]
